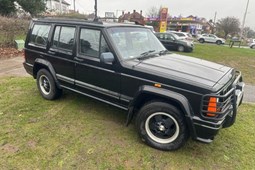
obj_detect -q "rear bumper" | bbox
[23,62,33,76]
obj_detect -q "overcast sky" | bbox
[66,0,255,29]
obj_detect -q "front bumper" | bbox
[192,72,245,143]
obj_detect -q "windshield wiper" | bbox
[132,50,156,68]
[136,50,156,60]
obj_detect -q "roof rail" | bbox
[34,17,103,24]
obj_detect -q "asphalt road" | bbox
[0,56,254,103]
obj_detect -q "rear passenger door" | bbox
[75,27,121,104]
[47,25,76,88]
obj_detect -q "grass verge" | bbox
[177,44,255,85]
[0,77,254,169]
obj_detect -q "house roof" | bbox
[48,0,70,6]
[119,10,144,21]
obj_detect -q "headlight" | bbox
[186,42,193,47]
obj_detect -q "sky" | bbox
[65,0,255,29]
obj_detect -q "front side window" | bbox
[165,34,175,41]
[29,24,51,46]
[52,26,75,51]
[175,33,184,37]
[79,28,100,58]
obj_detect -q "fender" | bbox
[33,58,61,88]
[126,85,197,138]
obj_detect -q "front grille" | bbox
[201,85,235,121]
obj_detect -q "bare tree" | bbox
[146,6,160,18]
[243,27,255,38]
[217,17,240,39]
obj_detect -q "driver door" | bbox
[74,27,121,104]
[208,34,216,43]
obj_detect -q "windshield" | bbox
[107,27,165,60]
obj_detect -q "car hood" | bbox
[125,53,233,90]
[219,38,226,41]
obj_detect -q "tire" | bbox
[251,45,255,49]
[36,69,62,100]
[216,40,222,45]
[135,102,189,151]
[199,39,204,43]
[177,45,185,52]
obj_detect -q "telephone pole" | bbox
[213,11,217,24]
[59,0,63,13]
[73,0,76,12]
[213,11,217,33]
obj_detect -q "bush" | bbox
[0,16,29,47]
[52,13,88,19]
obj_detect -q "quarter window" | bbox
[100,35,110,53]
[52,26,75,51]
[29,24,51,46]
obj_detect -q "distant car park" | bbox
[197,34,225,45]
[155,32,194,52]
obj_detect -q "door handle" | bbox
[74,57,84,62]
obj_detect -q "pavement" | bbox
[0,56,254,103]
[0,56,29,77]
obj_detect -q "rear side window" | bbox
[175,33,184,37]
[29,24,51,46]
[52,26,76,51]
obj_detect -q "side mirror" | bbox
[100,52,114,64]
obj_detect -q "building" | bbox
[167,15,214,35]
[45,0,70,13]
[118,10,145,25]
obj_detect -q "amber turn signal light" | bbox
[207,97,217,117]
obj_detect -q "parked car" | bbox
[167,31,194,42]
[23,18,244,151]
[250,42,255,49]
[197,34,225,45]
[155,32,194,52]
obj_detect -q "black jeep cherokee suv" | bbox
[23,18,245,151]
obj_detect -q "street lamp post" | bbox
[94,0,98,21]
[240,0,250,39]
